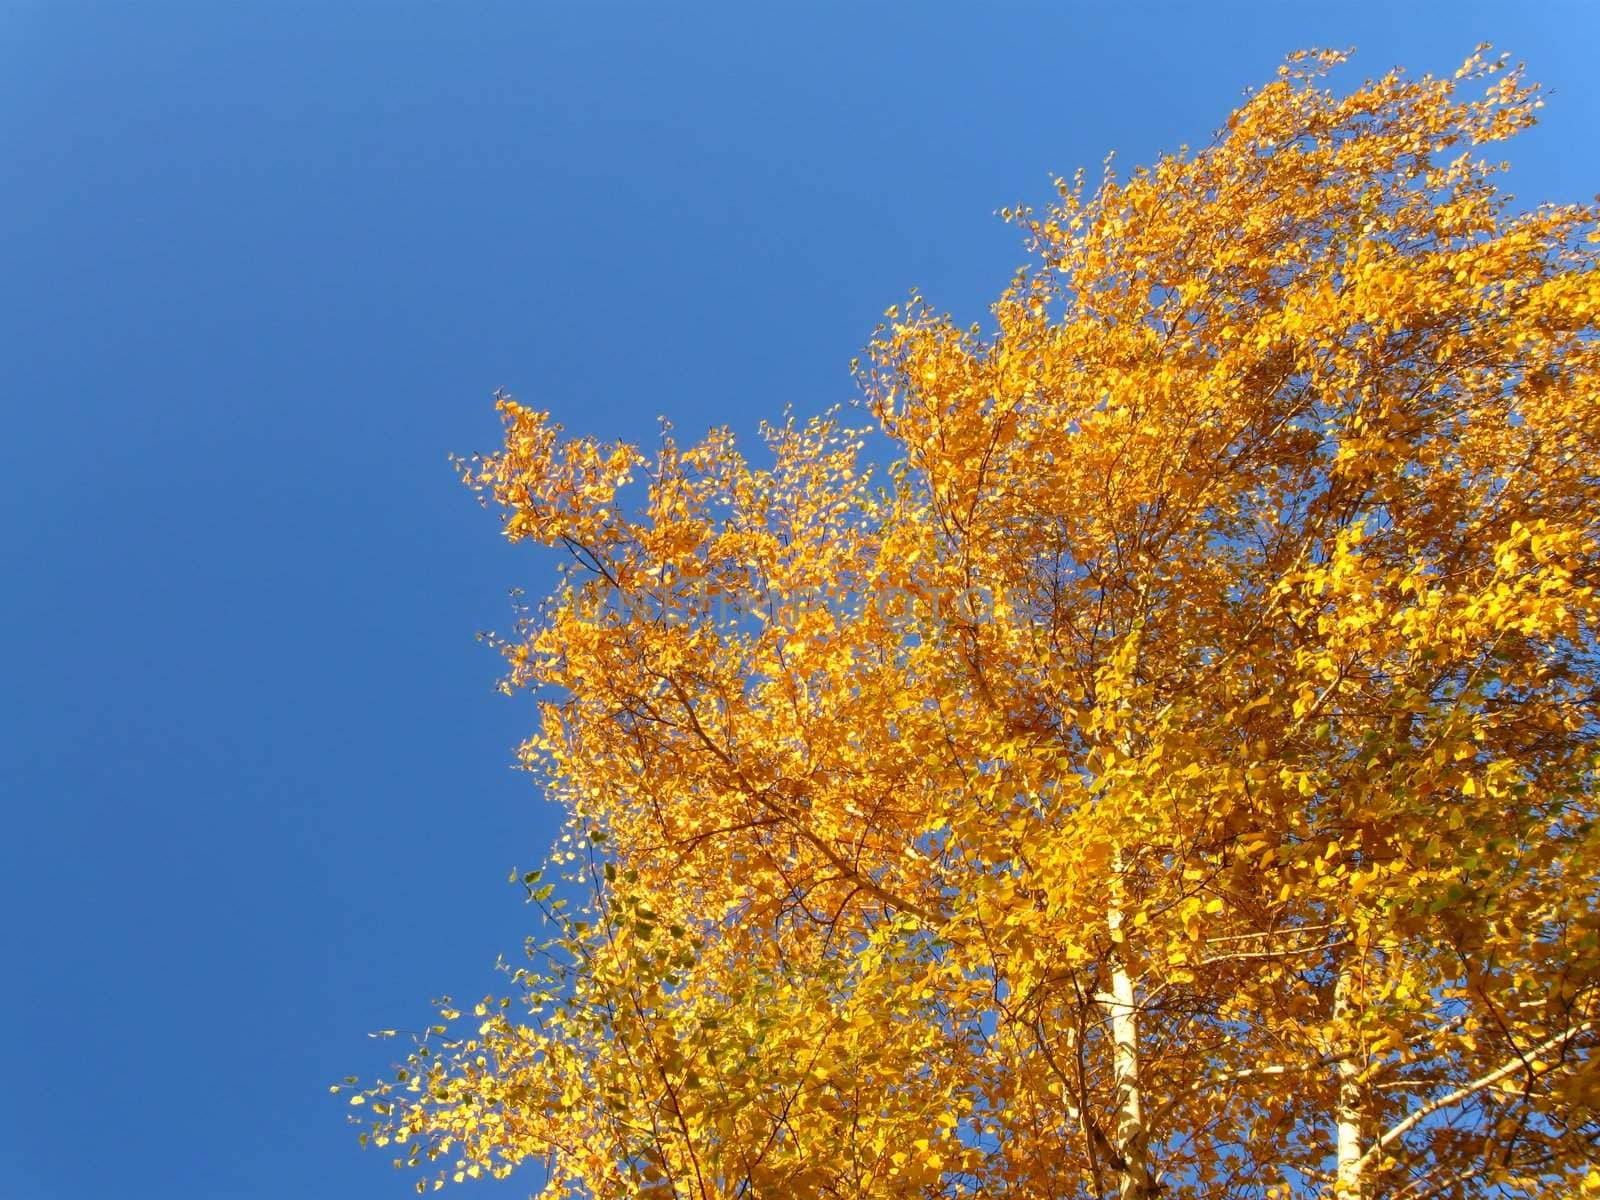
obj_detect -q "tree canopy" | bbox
[343,49,1600,1200]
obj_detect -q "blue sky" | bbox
[2,2,1595,1197]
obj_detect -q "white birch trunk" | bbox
[1333,960,1364,1199]
[1107,850,1152,1200]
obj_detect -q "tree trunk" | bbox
[1106,851,1153,1200]
[1333,960,1364,1199]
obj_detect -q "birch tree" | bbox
[344,48,1600,1200]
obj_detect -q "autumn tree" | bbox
[343,49,1600,1200]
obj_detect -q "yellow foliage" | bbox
[350,49,1599,1200]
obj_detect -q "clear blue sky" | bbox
[2,2,1595,1197]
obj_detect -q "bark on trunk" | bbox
[1106,851,1153,1200]
[1333,960,1365,1200]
